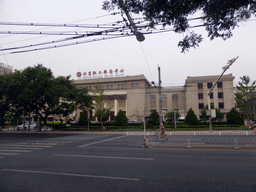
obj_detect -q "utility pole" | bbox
[158,66,162,126]
[208,56,239,131]
[119,0,145,42]
[151,66,162,127]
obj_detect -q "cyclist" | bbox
[158,123,165,137]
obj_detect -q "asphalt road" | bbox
[0,133,256,192]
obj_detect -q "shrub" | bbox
[226,108,244,125]
[114,110,128,126]
[79,110,89,126]
[185,108,198,125]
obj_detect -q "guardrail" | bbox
[126,130,256,136]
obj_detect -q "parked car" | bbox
[16,121,37,131]
[128,120,134,124]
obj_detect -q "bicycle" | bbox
[153,130,169,141]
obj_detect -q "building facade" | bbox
[72,74,235,122]
[0,63,13,75]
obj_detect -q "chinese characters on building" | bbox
[76,69,124,79]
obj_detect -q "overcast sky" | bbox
[0,0,255,86]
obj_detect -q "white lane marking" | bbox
[0,147,42,150]
[55,154,154,161]
[0,149,31,153]
[0,153,18,155]
[78,135,127,147]
[0,145,52,148]
[2,169,140,181]
[86,147,146,150]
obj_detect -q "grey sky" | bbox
[0,0,255,86]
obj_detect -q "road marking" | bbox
[0,149,31,153]
[2,144,52,148]
[1,169,140,181]
[0,147,42,150]
[55,154,154,161]
[0,153,18,155]
[86,146,147,150]
[78,135,127,147]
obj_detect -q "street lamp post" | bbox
[151,66,162,127]
[208,56,239,131]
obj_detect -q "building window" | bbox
[118,84,121,89]
[150,95,156,101]
[218,92,224,98]
[110,85,113,89]
[219,102,224,109]
[210,92,213,99]
[198,83,203,89]
[199,103,204,109]
[172,94,178,101]
[217,82,223,88]
[210,103,214,108]
[207,82,212,89]
[122,84,125,89]
[132,83,139,88]
[198,93,203,99]
[100,85,103,90]
[107,85,110,90]
[161,95,167,101]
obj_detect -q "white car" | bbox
[16,122,37,131]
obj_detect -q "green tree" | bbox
[147,110,159,129]
[79,110,89,126]
[103,0,255,52]
[235,76,256,121]
[114,110,128,126]
[12,64,91,131]
[165,111,180,123]
[92,83,112,129]
[95,108,110,124]
[185,108,198,125]
[0,74,12,131]
[226,107,244,125]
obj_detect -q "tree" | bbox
[102,0,256,52]
[114,110,128,126]
[0,75,12,131]
[165,111,180,123]
[235,76,256,121]
[79,110,89,126]
[147,110,159,129]
[185,108,198,125]
[95,108,110,124]
[226,107,244,125]
[92,83,111,129]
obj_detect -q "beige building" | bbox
[72,74,235,122]
[0,62,13,75]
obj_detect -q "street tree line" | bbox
[0,64,92,131]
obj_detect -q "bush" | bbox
[185,108,198,125]
[79,111,89,126]
[226,108,244,125]
[114,110,128,126]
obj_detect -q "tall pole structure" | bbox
[158,66,162,126]
[208,56,239,131]
[151,66,163,128]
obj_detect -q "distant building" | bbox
[72,74,235,122]
[0,62,13,75]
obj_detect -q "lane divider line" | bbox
[78,135,127,148]
[1,169,140,181]
[54,154,154,161]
